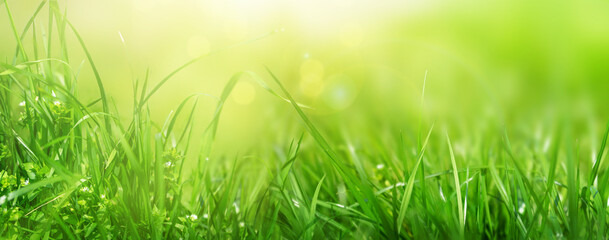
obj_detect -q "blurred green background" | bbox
[2,0,609,156]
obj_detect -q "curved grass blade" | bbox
[589,120,609,187]
[3,0,29,62]
[446,131,464,234]
[396,124,433,234]
[64,20,108,114]
[138,31,277,109]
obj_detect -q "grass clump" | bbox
[2,1,609,239]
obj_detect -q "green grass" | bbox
[2,1,609,239]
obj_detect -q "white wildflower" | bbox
[292,199,300,208]
[233,202,240,214]
[518,203,525,214]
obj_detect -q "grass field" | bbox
[2,0,609,239]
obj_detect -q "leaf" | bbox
[396,124,434,233]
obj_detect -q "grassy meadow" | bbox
[2,0,609,239]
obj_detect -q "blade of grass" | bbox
[396,124,434,234]
[589,120,609,187]
[446,131,464,235]
[11,0,46,64]
[138,31,277,109]
[64,20,109,116]
[3,0,29,62]
[566,136,579,238]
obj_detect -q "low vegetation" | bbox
[2,1,609,239]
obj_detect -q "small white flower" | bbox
[203,213,209,219]
[518,203,526,214]
[19,101,26,106]
[292,199,300,208]
[35,96,39,101]
[165,161,172,168]
[233,202,240,213]
[205,157,210,161]
[24,179,29,185]
[188,214,198,221]
[101,194,106,199]
[54,100,62,106]
[376,164,384,170]
[81,187,89,192]
[239,222,245,228]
